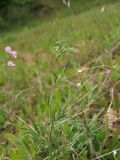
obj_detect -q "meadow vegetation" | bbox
[0,0,120,159]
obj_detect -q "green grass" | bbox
[0,1,120,61]
[0,0,120,160]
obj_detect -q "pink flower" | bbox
[7,61,16,67]
[5,46,12,53]
[4,47,17,67]
[105,68,110,74]
[5,46,17,58]
[11,50,17,58]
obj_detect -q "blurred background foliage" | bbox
[0,0,60,29]
[0,0,120,30]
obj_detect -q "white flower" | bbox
[78,69,83,73]
[77,82,81,87]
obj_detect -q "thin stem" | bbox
[93,148,120,160]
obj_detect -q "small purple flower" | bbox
[5,46,12,54]
[105,68,110,74]
[7,61,16,67]
[5,46,17,58]
[11,50,17,58]
[4,47,17,67]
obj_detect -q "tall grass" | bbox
[0,0,120,159]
